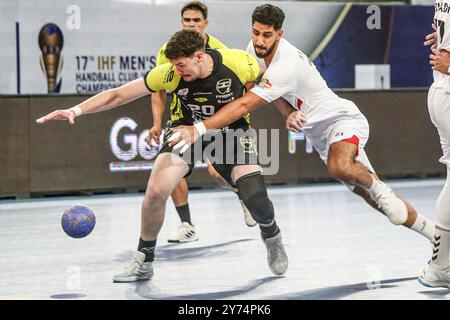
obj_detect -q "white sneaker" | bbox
[240,200,257,227]
[167,222,198,243]
[113,251,153,283]
[262,233,288,275]
[418,263,450,288]
[373,181,408,225]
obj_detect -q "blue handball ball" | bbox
[61,205,96,238]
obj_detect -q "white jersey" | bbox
[247,38,362,128]
[433,0,450,87]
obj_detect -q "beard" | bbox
[254,39,277,58]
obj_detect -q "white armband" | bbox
[194,121,207,136]
[69,105,83,117]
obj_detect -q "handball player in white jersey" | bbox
[418,0,450,288]
[170,4,438,249]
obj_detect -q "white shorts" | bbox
[428,83,450,167]
[303,112,375,190]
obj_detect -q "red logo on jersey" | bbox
[257,79,272,89]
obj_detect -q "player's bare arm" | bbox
[168,91,267,148]
[36,78,150,125]
[272,98,306,132]
[147,91,166,145]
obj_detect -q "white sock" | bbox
[410,214,435,241]
[367,177,383,199]
[431,227,450,268]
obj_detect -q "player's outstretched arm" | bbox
[36,77,150,125]
[203,91,267,131]
[168,91,267,153]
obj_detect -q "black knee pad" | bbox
[236,172,274,224]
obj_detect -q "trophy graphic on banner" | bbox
[38,23,64,93]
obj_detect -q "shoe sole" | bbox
[113,275,152,283]
[246,223,257,227]
[167,238,199,243]
[417,277,450,288]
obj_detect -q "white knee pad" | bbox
[387,199,408,225]
[436,168,450,229]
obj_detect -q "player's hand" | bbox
[168,125,199,154]
[430,49,450,74]
[146,125,162,146]
[424,23,437,49]
[36,109,76,125]
[286,110,307,132]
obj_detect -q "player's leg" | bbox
[419,85,450,288]
[113,152,189,282]
[326,119,435,240]
[207,161,257,227]
[231,164,288,275]
[162,120,197,242]
[209,129,287,275]
[170,179,190,223]
[167,178,199,243]
[419,167,450,288]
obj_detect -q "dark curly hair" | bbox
[252,4,285,30]
[164,29,205,60]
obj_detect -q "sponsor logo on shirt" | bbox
[177,88,189,96]
[216,78,232,95]
[193,92,212,95]
[164,69,174,83]
[240,136,257,154]
[194,97,208,103]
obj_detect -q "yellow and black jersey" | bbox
[144,48,259,130]
[156,34,227,66]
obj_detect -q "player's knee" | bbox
[236,173,274,224]
[327,158,352,182]
[146,186,170,206]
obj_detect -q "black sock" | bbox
[138,237,156,262]
[260,221,280,239]
[176,204,192,225]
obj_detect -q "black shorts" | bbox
[158,123,259,186]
